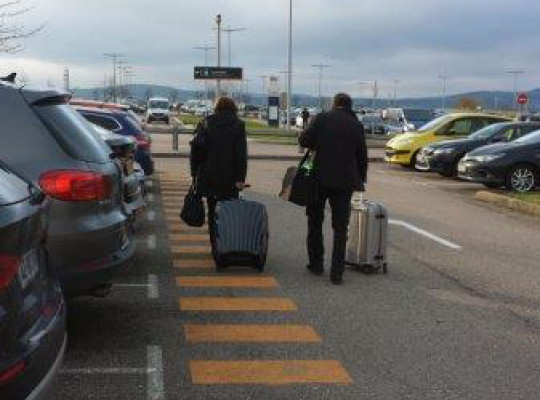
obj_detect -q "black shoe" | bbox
[307,264,324,276]
[330,273,343,285]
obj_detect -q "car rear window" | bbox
[0,163,30,206]
[33,104,110,163]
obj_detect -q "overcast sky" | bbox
[2,0,540,98]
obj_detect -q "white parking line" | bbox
[147,211,156,222]
[147,345,164,400]
[61,367,151,375]
[389,219,462,250]
[148,275,159,299]
[147,234,157,250]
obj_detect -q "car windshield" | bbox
[469,123,507,140]
[149,101,169,109]
[514,130,540,144]
[415,115,451,132]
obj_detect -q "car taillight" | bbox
[135,133,150,150]
[0,255,20,291]
[39,170,113,202]
[0,361,26,386]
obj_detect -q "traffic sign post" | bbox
[517,92,528,115]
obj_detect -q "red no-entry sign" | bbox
[517,92,528,105]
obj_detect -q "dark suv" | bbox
[0,160,66,400]
[0,79,135,297]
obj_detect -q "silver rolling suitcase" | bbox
[345,194,388,274]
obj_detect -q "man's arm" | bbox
[189,122,207,177]
[299,114,322,149]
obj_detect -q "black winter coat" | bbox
[299,107,367,191]
[190,112,248,197]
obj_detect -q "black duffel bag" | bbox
[280,150,319,207]
[180,179,206,227]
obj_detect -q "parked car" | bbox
[0,80,135,297]
[385,113,511,168]
[458,129,540,192]
[70,99,147,130]
[75,106,154,176]
[359,114,386,135]
[91,124,146,222]
[402,108,434,130]
[146,97,170,124]
[416,122,540,176]
[0,160,66,400]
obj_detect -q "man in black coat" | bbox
[299,93,367,284]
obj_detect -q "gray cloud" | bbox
[2,0,540,97]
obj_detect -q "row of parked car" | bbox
[0,75,154,399]
[385,112,540,192]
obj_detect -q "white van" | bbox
[146,97,170,124]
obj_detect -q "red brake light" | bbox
[0,361,26,386]
[39,170,113,202]
[0,255,20,290]
[135,133,150,150]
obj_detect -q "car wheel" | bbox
[506,164,538,192]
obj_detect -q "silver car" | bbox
[0,78,135,297]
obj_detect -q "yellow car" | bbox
[385,113,512,167]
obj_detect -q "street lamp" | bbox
[103,52,125,102]
[392,79,400,106]
[222,26,246,67]
[311,63,330,110]
[438,75,450,111]
[286,0,293,130]
[194,45,216,103]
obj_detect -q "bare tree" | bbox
[0,0,42,53]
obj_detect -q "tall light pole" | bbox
[215,14,222,99]
[194,45,216,104]
[392,79,400,106]
[222,26,246,67]
[312,63,330,110]
[103,52,125,103]
[260,75,268,96]
[506,69,525,111]
[286,0,293,130]
[438,74,449,111]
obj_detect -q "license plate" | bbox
[458,164,467,173]
[18,250,40,290]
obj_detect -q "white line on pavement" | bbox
[61,367,152,375]
[389,219,462,250]
[147,345,165,400]
[147,234,157,250]
[148,275,159,299]
[147,211,156,222]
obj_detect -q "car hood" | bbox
[388,131,428,146]
[468,142,518,156]
[429,138,479,150]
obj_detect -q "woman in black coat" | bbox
[190,97,248,226]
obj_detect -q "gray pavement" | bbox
[49,159,540,399]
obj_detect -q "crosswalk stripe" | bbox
[168,226,208,234]
[172,246,212,255]
[176,276,278,288]
[174,259,215,269]
[190,360,352,385]
[179,297,297,311]
[184,324,321,343]
[169,234,209,242]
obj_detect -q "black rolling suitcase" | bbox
[211,198,269,272]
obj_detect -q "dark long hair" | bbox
[214,96,238,115]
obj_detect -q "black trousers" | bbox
[306,187,352,276]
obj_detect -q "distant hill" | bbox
[72,83,540,111]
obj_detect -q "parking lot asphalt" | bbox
[49,159,540,400]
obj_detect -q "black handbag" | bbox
[180,179,206,227]
[288,150,319,207]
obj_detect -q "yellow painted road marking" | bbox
[174,259,215,269]
[190,360,352,385]
[179,297,297,311]
[169,234,209,242]
[172,246,212,255]
[176,276,278,288]
[184,324,321,343]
